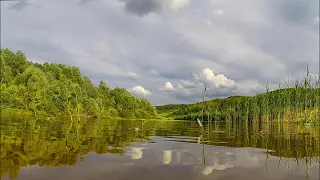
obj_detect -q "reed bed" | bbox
[172,68,320,124]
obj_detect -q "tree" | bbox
[0,53,12,84]
[86,98,100,116]
[1,49,27,76]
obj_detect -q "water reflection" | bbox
[201,156,234,176]
[127,147,145,160]
[162,150,172,164]
[1,118,319,180]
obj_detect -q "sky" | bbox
[1,0,319,105]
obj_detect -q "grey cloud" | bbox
[10,0,28,10]
[120,0,171,16]
[150,69,160,76]
[78,0,92,4]
[269,0,319,25]
[173,87,238,102]
[181,80,197,89]
[206,0,318,85]
[4,39,74,65]
[9,0,41,10]
[77,0,101,5]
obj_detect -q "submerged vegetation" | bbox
[0,49,156,119]
[157,69,320,124]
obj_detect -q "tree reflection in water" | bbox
[1,118,319,180]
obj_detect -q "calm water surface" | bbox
[1,118,319,180]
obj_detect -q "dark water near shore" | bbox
[1,118,319,180]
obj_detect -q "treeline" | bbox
[157,75,320,124]
[0,48,156,119]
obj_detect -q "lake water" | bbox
[1,118,319,180]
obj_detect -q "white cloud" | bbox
[194,68,236,88]
[129,86,152,96]
[164,82,176,91]
[171,0,190,10]
[125,71,139,79]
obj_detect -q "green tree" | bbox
[86,98,100,116]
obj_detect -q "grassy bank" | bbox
[157,69,320,124]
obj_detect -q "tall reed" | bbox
[173,67,319,124]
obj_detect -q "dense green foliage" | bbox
[0,49,156,119]
[157,78,320,124]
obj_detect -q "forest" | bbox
[0,49,156,119]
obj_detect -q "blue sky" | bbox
[1,0,319,105]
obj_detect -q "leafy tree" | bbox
[0,53,12,84]
[86,98,100,116]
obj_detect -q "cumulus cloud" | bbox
[164,82,176,91]
[125,71,139,79]
[194,68,236,88]
[120,0,189,16]
[129,86,152,96]
[158,68,240,101]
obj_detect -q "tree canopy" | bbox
[0,48,156,119]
